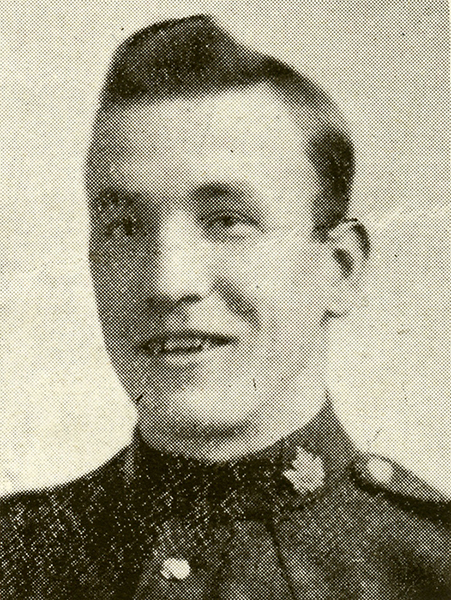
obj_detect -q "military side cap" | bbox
[351,453,451,525]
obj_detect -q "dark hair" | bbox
[99,14,367,251]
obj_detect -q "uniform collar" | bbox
[120,399,355,522]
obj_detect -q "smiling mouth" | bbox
[141,334,232,356]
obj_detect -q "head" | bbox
[86,15,368,460]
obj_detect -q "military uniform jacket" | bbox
[1,403,450,599]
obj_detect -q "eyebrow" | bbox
[191,182,254,205]
[91,181,259,214]
[91,186,139,208]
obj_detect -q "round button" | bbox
[367,457,393,484]
[160,558,190,580]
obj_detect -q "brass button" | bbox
[160,558,190,580]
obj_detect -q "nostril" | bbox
[180,294,203,305]
[146,293,203,314]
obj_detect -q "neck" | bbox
[198,375,328,463]
[138,367,329,464]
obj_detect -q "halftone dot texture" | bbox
[1,7,450,600]
[97,14,360,240]
[1,403,450,598]
[1,0,449,495]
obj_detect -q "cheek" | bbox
[235,242,324,304]
[89,254,140,331]
[219,243,326,347]
[255,247,327,339]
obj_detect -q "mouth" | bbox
[140,332,234,357]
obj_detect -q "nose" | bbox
[146,210,212,312]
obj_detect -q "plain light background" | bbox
[1,0,449,495]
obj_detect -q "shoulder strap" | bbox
[351,453,451,525]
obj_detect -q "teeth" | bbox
[163,337,204,352]
[146,335,227,355]
[144,335,230,356]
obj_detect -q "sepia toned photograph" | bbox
[1,1,449,598]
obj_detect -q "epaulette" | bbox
[351,453,451,525]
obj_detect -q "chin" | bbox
[138,384,259,434]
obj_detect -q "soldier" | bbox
[1,14,449,600]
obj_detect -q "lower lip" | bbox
[138,341,236,366]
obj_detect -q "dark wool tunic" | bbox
[1,403,450,599]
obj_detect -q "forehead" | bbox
[87,85,318,201]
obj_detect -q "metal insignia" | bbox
[283,447,325,494]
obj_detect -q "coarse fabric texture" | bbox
[1,403,450,599]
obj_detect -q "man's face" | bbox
[87,85,335,445]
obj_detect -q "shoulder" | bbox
[0,447,135,599]
[324,452,450,593]
[281,452,450,597]
[337,452,451,553]
[1,447,129,568]
[351,453,451,592]
[346,452,451,565]
[291,451,450,544]
[350,452,450,525]
[1,447,127,522]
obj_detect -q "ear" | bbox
[322,219,369,317]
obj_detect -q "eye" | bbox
[201,212,260,239]
[106,215,142,238]
[92,188,138,214]
[93,189,122,212]
[92,190,143,239]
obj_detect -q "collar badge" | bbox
[283,447,325,494]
